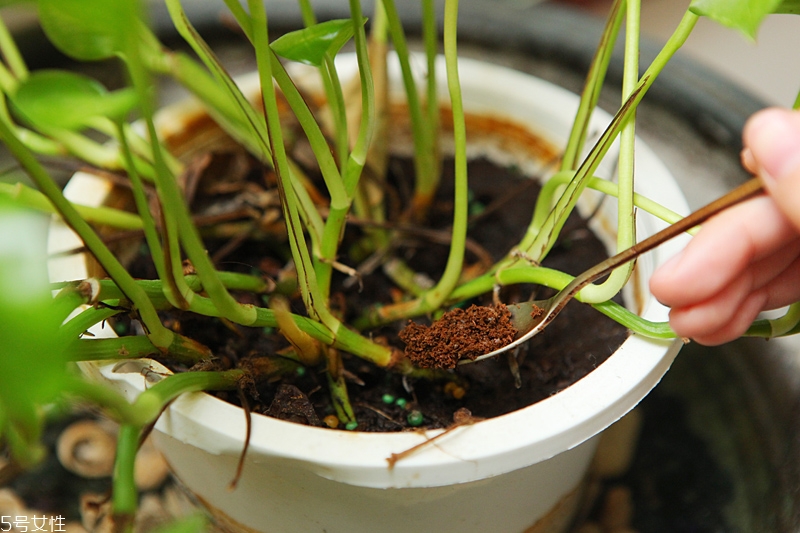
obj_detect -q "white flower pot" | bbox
[48,55,689,533]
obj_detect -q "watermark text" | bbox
[0,515,66,532]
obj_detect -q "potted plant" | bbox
[1,0,797,532]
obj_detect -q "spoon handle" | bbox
[468,178,764,364]
[562,177,764,303]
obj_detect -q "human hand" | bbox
[649,107,800,345]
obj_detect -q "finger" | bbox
[665,247,800,343]
[666,265,760,339]
[663,246,800,344]
[698,254,800,344]
[682,290,768,346]
[650,196,796,308]
[748,237,800,293]
[744,108,800,231]
[741,147,756,174]
[664,240,800,339]
[762,253,800,310]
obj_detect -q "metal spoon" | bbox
[462,177,764,365]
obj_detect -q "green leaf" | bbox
[271,19,359,67]
[37,0,137,60]
[11,70,138,130]
[0,199,69,420]
[690,0,783,39]
[776,0,800,14]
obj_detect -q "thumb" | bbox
[743,107,800,231]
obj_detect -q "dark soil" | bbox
[120,152,630,432]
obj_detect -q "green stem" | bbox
[746,316,800,338]
[93,272,269,308]
[383,258,432,296]
[59,304,121,345]
[0,57,17,93]
[317,206,350,296]
[449,265,677,338]
[65,369,243,429]
[767,302,800,337]
[222,0,253,35]
[592,300,675,338]
[350,1,392,252]
[74,335,195,364]
[248,0,384,374]
[162,0,271,161]
[248,0,336,331]
[421,0,468,309]
[519,9,698,263]
[132,15,259,325]
[296,0,348,170]
[328,372,357,427]
[288,160,326,247]
[297,0,316,26]
[579,0,640,304]
[251,306,393,366]
[83,274,392,365]
[49,281,94,331]
[321,55,350,170]
[64,377,149,426]
[342,0,375,197]
[311,0,377,295]
[106,368,242,521]
[532,172,690,231]
[422,0,440,168]
[451,265,572,302]
[19,119,160,182]
[155,51,264,157]
[0,14,28,80]
[561,0,625,171]
[270,55,347,207]
[354,0,466,326]
[127,39,193,315]
[0,182,143,230]
[89,117,182,177]
[0,114,175,351]
[47,128,143,175]
[112,424,139,524]
[159,3,326,252]
[382,0,439,217]
[116,121,184,311]
[136,369,243,414]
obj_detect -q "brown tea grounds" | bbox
[399,304,517,369]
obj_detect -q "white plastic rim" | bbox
[50,55,688,490]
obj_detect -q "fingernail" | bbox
[744,108,800,183]
[740,147,755,173]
